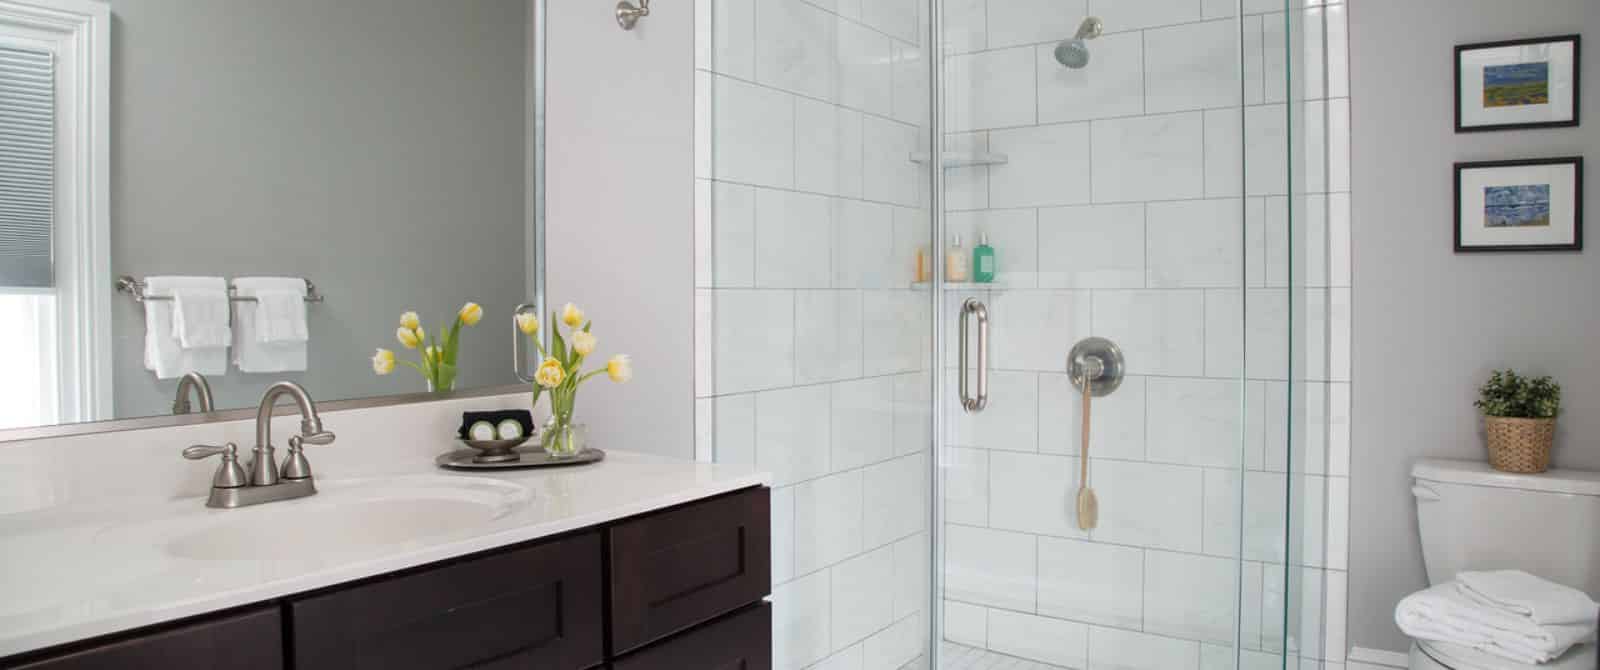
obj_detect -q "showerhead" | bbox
[1054,40,1091,69]
[1053,17,1103,69]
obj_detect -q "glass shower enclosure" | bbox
[694,0,1348,668]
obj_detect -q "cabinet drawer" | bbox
[5,605,281,670]
[611,602,771,670]
[290,531,602,670]
[607,487,770,655]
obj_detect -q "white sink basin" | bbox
[164,475,531,561]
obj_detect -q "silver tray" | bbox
[436,446,605,470]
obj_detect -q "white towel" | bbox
[1396,583,1596,665]
[231,277,308,373]
[172,288,231,349]
[143,276,228,379]
[1458,570,1600,627]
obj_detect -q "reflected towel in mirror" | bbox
[232,277,308,373]
[143,276,228,379]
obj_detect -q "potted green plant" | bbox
[1473,369,1561,473]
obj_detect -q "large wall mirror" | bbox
[0,0,543,438]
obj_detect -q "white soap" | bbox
[468,421,497,441]
[496,419,524,440]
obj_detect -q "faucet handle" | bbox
[183,443,248,489]
[281,431,333,481]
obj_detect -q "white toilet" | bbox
[1407,459,1600,669]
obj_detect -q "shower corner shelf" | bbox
[909,281,1000,290]
[907,151,1009,169]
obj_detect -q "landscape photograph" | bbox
[1482,61,1550,107]
[1484,183,1552,227]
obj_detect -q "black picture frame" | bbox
[1455,34,1581,133]
[1454,157,1583,253]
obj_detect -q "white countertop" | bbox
[0,448,768,658]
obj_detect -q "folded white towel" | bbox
[1396,583,1596,665]
[231,277,308,373]
[143,276,228,379]
[172,287,232,349]
[1458,570,1600,627]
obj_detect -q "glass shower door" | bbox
[929,1,1309,668]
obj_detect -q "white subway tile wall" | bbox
[697,0,935,668]
[693,0,1350,667]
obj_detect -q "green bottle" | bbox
[972,233,996,283]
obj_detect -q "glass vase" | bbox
[542,414,586,458]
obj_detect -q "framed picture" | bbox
[1455,35,1580,132]
[1454,157,1583,252]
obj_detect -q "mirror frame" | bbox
[0,0,547,444]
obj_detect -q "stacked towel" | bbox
[144,276,229,379]
[1459,570,1600,627]
[1396,571,1598,665]
[232,277,308,373]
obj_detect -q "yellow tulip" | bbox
[425,345,442,363]
[371,348,395,375]
[571,331,597,356]
[516,312,540,336]
[399,311,420,331]
[561,303,584,328]
[459,302,483,326]
[606,354,632,383]
[534,357,565,388]
[396,326,421,349]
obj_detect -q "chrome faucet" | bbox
[172,372,214,415]
[183,381,336,508]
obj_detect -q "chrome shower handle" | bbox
[958,298,989,413]
[512,303,539,383]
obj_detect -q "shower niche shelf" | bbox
[907,151,1009,168]
[908,281,1026,290]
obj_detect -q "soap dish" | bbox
[458,437,532,464]
[437,446,605,471]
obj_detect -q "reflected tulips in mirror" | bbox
[372,302,482,393]
[519,303,632,457]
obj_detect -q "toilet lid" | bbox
[1419,640,1597,670]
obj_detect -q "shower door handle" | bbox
[959,298,989,413]
[512,303,539,383]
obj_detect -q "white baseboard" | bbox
[1348,646,1410,668]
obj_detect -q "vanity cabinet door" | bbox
[610,602,771,670]
[4,605,282,670]
[607,486,770,655]
[289,531,602,670]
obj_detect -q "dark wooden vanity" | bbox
[2,487,771,670]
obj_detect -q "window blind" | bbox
[0,46,53,289]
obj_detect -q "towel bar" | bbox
[116,276,325,304]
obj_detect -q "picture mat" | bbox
[1459,41,1576,127]
[1458,163,1578,248]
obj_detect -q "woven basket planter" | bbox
[1484,416,1555,474]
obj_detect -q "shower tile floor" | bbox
[933,641,1068,670]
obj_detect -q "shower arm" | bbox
[1075,17,1104,41]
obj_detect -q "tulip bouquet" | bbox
[518,303,632,456]
[372,302,482,393]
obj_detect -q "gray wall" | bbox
[544,0,694,458]
[1349,1,1598,654]
[110,0,528,417]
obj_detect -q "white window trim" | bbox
[0,0,109,423]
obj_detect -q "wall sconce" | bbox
[616,0,650,30]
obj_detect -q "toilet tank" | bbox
[1412,458,1600,597]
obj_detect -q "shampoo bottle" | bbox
[973,233,996,283]
[946,234,969,282]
